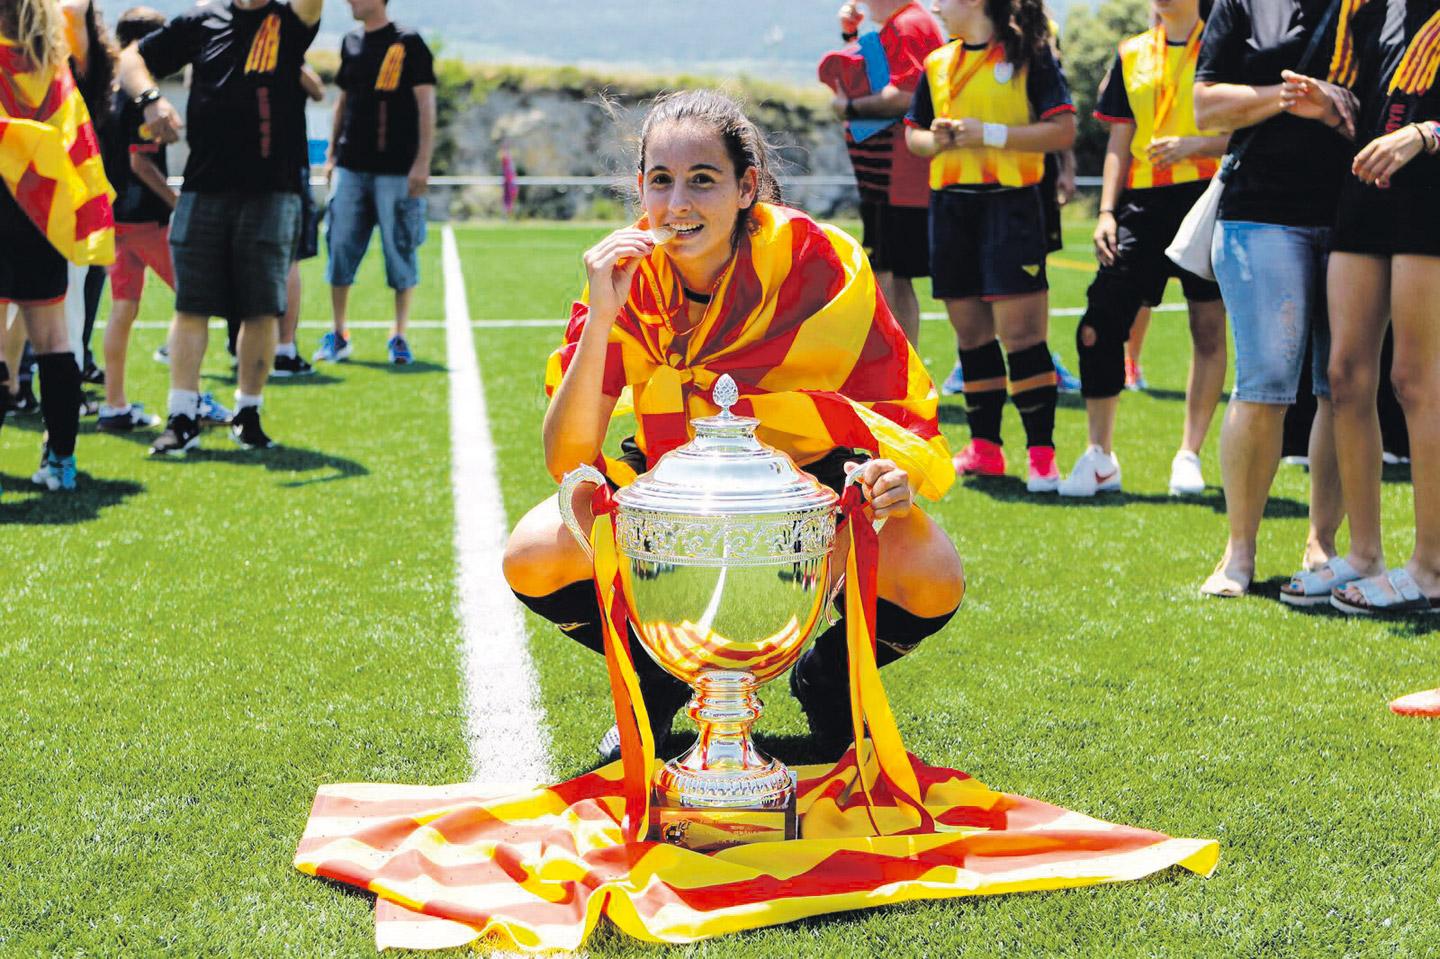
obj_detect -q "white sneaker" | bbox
[1058,445,1121,497]
[1169,450,1206,496]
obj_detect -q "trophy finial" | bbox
[713,374,739,414]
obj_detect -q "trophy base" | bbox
[648,774,799,852]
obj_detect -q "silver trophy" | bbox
[559,374,840,850]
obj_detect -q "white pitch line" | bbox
[442,226,551,785]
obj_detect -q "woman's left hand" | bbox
[845,459,914,521]
[1353,125,1426,188]
[1279,70,1356,139]
[1146,136,1195,167]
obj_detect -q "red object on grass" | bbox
[1389,688,1440,717]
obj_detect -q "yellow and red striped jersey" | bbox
[545,203,954,503]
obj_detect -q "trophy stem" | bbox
[652,670,796,810]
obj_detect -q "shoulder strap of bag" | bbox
[1222,0,1348,177]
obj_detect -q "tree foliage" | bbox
[1062,0,1150,175]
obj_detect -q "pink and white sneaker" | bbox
[1027,445,1062,493]
[953,438,1007,478]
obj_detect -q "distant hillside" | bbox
[131,0,1084,84]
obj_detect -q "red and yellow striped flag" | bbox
[295,753,1218,951]
[1328,0,1375,88]
[375,42,406,92]
[544,203,955,502]
[0,38,113,267]
[1390,7,1440,95]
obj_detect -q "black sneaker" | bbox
[149,414,201,457]
[230,406,275,449]
[81,362,105,385]
[789,649,854,761]
[9,381,38,415]
[97,403,162,433]
[79,391,102,417]
[271,352,314,377]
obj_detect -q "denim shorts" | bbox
[325,167,425,291]
[170,191,302,320]
[1211,220,1331,405]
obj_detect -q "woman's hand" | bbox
[1093,210,1119,267]
[1279,70,1356,138]
[845,459,914,521]
[1353,125,1426,188]
[931,118,982,150]
[1146,135,1199,168]
[582,228,655,327]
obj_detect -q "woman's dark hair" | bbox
[984,0,1051,68]
[74,1,118,125]
[637,90,783,247]
[114,5,164,47]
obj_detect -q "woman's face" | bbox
[930,0,975,37]
[639,121,758,277]
[1152,0,1198,21]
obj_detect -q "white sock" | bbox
[275,342,297,359]
[168,389,200,419]
[234,392,262,411]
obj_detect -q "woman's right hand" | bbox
[1279,70,1356,138]
[582,228,655,327]
[1093,211,1119,267]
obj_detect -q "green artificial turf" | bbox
[0,219,1435,957]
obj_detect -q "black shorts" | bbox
[1101,181,1222,304]
[930,186,1048,301]
[613,438,869,496]
[859,199,929,278]
[0,186,68,305]
[1332,162,1440,258]
[1040,154,1064,254]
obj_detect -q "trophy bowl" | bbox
[560,375,839,849]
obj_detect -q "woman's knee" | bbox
[1390,358,1437,411]
[1187,302,1227,356]
[503,499,590,597]
[880,514,965,617]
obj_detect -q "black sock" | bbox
[798,599,960,691]
[1007,342,1058,449]
[0,362,9,437]
[958,340,1008,446]
[37,352,81,459]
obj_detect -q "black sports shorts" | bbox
[0,186,68,305]
[930,185,1048,301]
[1100,180,1221,305]
[1332,159,1440,258]
[859,199,930,279]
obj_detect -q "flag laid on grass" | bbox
[295,754,1218,952]
[0,39,114,266]
[544,203,954,502]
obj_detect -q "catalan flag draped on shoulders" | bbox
[294,203,1219,951]
[544,202,954,502]
[0,34,114,266]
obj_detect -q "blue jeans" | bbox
[1211,220,1331,405]
[325,167,425,291]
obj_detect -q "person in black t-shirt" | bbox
[315,0,435,368]
[1192,0,1355,599]
[117,0,324,456]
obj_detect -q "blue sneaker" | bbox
[312,331,352,363]
[387,334,413,366]
[1053,352,1082,394]
[32,451,77,491]
[198,391,233,426]
[940,362,965,396]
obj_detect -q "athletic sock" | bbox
[168,389,201,420]
[275,342,297,359]
[958,340,1008,446]
[0,361,9,437]
[37,352,81,458]
[1007,342,1058,449]
[235,392,262,411]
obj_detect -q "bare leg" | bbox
[235,316,277,398]
[1389,255,1440,596]
[1206,399,1287,594]
[1083,395,1120,453]
[1126,305,1152,368]
[1325,252,1389,578]
[1306,398,1342,570]
[991,291,1049,352]
[279,263,302,348]
[331,284,351,337]
[168,313,209,393]
[23,301,72,354]
[3,313,25,393]
[103,300,141,410]
[394,286,414,339]
[1180,298,1228,454]
[944,297,995,350]
[876,272,920,346]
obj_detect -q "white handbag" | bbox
[1164,165,1227,282]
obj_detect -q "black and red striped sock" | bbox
[958,340,1007,446]
[1007,342,1058,449]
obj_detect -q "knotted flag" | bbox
[544,203,955,502]
[0,37,114,266]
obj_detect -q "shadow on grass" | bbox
[956,474,1308,518]
[264,372,346,387]
[188,445,370,486]
[0,472,144,525]
[344,358,447,375]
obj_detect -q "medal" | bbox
[993,61,1014,84]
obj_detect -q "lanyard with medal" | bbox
[1150,21,1201,133]
[947,41,1003,107]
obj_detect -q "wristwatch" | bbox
[133,87,162,109]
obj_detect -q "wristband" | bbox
[133,87,161,109]
[1098,207,1115,214]
[844,99,858,120]
[1427,121,1440,154]
[841,30,858,41]
[982,123,1008,148]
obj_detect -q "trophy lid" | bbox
[616,375,840,515]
